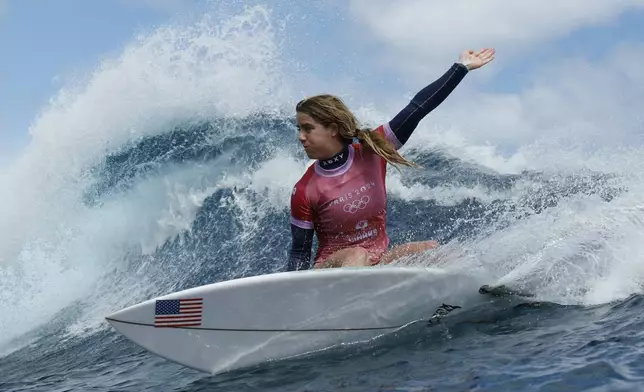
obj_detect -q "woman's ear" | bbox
[329,123,339,136]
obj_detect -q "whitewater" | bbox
[2,5,644,391]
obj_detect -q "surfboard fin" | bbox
[427,303,462,326]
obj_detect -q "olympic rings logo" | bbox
[343,196,371,214]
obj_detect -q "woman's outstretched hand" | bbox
[459,48,495,71]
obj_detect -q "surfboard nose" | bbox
[105,308,123,321]
[106,300,154,325]
[105,310,128,328]
[105,315,120,331]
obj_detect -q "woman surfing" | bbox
[287,48,496,271]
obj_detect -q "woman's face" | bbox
[296,112,339,159]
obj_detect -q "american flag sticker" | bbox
[154,298,203,328]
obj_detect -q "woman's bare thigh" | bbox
[315,247,370,269]
[378,240,438,265]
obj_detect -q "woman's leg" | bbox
[314,247,370,269]
[378,240,438,265]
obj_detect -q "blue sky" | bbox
[2,1,644,166]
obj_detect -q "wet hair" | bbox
[295,94,418,169]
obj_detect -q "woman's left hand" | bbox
[459,48,495,71]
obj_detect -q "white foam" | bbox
[0,5,290,266]
[386,174,514,206]
[0,6,293,348]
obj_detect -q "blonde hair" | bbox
[296,94,418,169]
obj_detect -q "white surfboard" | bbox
[106,266,483,375]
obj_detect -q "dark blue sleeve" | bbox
[287,224,314,271]
[389,63,469,146]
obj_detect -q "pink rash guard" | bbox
[290,124,403,265]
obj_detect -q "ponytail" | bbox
[355,128,419,169]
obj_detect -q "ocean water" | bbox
[2,5,644,392]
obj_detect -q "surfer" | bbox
[287,48,495,271]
